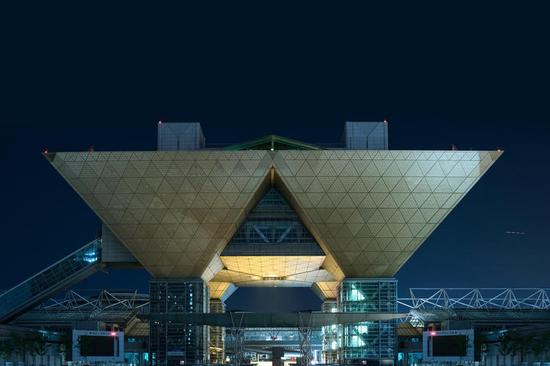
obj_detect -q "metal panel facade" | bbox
[48,149,501,281]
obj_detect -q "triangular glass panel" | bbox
[222,187,324,256]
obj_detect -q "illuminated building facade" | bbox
[42,121,501,365]
[338,279,397,362]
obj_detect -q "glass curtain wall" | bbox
[209,299,225,364]
[149,279,207,366]
[321,301,339,363]
[338,279,397,363]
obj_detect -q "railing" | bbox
[0,239,104,323]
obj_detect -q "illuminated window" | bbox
[349,284,365,301]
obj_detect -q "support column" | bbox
[321,300,338,364]
[228,328,244,366]
[228,312,246,366]
[271,347,285,366]
[338,278,397,365]
[209,299,225,364]
[149,278,208,366]
[298,326,313,366]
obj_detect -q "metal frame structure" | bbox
[228,312,246,366]
[37,290,149,314]
[297,312,314,366]
[398,288,550,310]
[15,289,149,325]
[222,187,323,257]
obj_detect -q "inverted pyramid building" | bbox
[47,131,501,300]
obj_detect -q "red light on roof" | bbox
[497,148,502,152]
[383,118,388,123]
[430,331,437,336]
[43,148,48,155]
[110,331,117,336]
[158,120,162,125]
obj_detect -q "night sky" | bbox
[1,3,549,312]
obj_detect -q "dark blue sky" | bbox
[1,3,549,311]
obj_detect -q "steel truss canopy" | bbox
[398,288,550,325]
[47,145,501,297]
[15,290,149,324]
[143,311,407,328]
[398,288,550,310]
